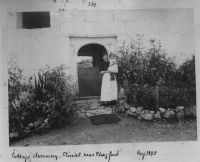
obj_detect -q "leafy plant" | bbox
[9,63,76,141]
[117,36,196,110]
[32,65,75,127]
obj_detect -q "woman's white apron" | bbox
[100,62,118,102]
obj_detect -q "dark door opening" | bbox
[77,43,107,97]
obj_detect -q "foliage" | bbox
[118,36,176,87]
[159,86,196,108]
[117,36,196,109]
[33,65,75,127]
[177,55,195,87]
[126,84,156,110]
[9,64,75,139]
[144,39,177,86]
[8,58,33,134]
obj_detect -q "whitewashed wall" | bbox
[7,9,194,74]
[1,0,194,96]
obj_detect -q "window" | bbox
[22,12,50,29]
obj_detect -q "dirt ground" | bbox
[11,115,197,146]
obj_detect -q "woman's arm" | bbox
[100,71,109,74]
[107,64,118,73]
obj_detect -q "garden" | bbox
[116,36,196,121]
[8,64,77,142]
[8,35,196,144]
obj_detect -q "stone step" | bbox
[74,98,113,118]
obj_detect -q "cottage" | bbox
[5,2,194,97]
[6,9,132,97]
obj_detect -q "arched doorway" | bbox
[77,43,107,97]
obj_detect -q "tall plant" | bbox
[9,63,76,140]
[33,65,75,127]
[117,36,189,108]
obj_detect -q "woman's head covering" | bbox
[109,52,117,59]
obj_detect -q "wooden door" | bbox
[78,67,102,97]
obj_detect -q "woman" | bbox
[100,52,118,113]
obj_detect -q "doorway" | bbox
[77,43,107,97]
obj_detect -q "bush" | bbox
[33,65,75,127]
[8,59,34,134]
[177,55,195,87]
[126,84,156,110]
[118,37,176,87]
[117,36,196,110]
[159,86,196,108]
[9,64,76,140]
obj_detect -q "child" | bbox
[108,58,117,81]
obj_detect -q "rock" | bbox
[163,109,175,119]
[159,107,166,115]
[77,112,86,118]
[119,102,130,112]
[117,105,125,112]
[130,107,137,113]
[86,113,95,117]
[150,111,155,114]
[175,106,184,120]
[125,110,133,115]
[125,110,138,117]
[176,106,184,112]
[132,112,138,117]
[34,118,44,128]
[140,110,154,121]
[153,111,161,120]
[176,111,184,120]
[184,105,196,117]
[123,103,130,109]
[9,132,19,139]
[117,106,125,113]
[28,122,34,128]
[184,108,193,117]
[136,106,143,114]
[89,109,108,114]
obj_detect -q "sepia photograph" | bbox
[6,7,197,147]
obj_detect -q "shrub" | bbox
[178,55,195,87]
[118,37,176,87]
[33,65,75,127]
[8,59,34,134]
[117,36,196,110]
[126,84,156,110]
[8,64,75,140]
[159,86,196,108]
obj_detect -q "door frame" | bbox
[69,34,118,97]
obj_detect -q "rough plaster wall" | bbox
[7,10,119,77]
[7,9,194,74]
[2,0,196,97]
